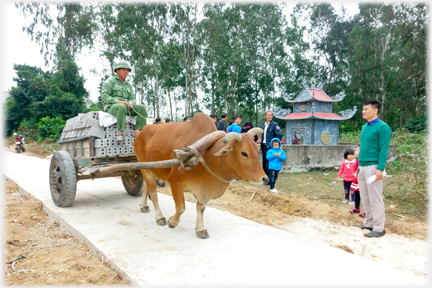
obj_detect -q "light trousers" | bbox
[358,165,385,232]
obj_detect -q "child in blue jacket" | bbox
[266,138,286,193]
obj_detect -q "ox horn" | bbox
[190,130,227,149]
[174,130,226,162]
[223,132,242,143]
[247,127,264,137]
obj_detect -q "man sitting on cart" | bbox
[101,61,147,141]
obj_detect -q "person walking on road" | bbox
[357,99,391,238]
[260,110,283,177]
[101,61,147,141]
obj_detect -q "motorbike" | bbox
[14,134,26,153]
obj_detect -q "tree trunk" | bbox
[182,21,189,117]
[400,107,403,129]
[211,59,215,114]
[188,3,198,117]
[153,44,160,118]
[168,88,173,121]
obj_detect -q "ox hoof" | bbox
[140,206,150,213]
[156,217,167,226]
[168,217,177,229]
[196,229,209,239]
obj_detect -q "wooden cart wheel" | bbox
[122,171,143,196]
[49,151,77,207]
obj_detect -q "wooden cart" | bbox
[50,136,198,207]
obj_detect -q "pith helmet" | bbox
[114,61,132,72]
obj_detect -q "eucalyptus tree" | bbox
[252,3,287,111]
[346,5,383,103]
[280,10,317,98]
[114,3,169,118]
[220,4,248,118]
[200,3,228,114]
[17,2,97,68]
[392,3,427,119]
[159,41,183,120]
[171,3,200,117]
[96,3,121,75]
[148,3,170,118]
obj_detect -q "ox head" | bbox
[213,128,269,185]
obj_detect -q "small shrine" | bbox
[273,77,357,145]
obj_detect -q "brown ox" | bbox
[133,112,269,238]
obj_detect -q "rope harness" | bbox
[190,145,232,183]
[129,105,147,120]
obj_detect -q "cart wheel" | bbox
[49,151,77,207]
[122,171,143,196]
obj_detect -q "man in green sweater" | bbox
[357,99,392,238]
[101,61,147,141]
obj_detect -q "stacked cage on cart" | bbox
[59,111,135,158]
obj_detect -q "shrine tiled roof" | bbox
[314,112,351,120]
[275,112,353,121]
[276,113,312,119]
[308,89,331,101]
[285,88,343,103]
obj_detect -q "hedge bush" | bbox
[37,116,66,142]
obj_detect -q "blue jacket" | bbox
[266,138,286,171]
[261,120,283,148]
[227,123,241,134]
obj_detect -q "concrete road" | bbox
[2,150,427,286]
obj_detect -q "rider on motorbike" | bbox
[13,133,25,153]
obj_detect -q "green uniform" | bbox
[101,75,147,131]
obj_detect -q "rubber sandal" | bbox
[359,213,365,218]
[116,134,124,141]
[350,208,360,214]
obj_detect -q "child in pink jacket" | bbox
[336,149,357,205]
[349,144,365,217]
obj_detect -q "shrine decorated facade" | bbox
[274,78,357,145]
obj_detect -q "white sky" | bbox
[0,1,360,106]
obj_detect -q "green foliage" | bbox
[12,2,427,134]
[37,116,66,141]
[386,129,428,198]
[17,118,39,140]
[339,124,360,134]
[404,115,427,133]
[339,130,361,143]
[5,63,88,137]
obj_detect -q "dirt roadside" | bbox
[3,180,126,286]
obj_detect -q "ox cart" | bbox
[49,110,205,207]
[50,136,199,207]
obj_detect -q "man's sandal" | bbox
[116,134,124,141]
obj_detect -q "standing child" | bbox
[349,144,365,217]
[266,138,286,193]
[336,149,357,204]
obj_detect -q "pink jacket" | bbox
[350,160,359,191]
[338,159,357,182]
